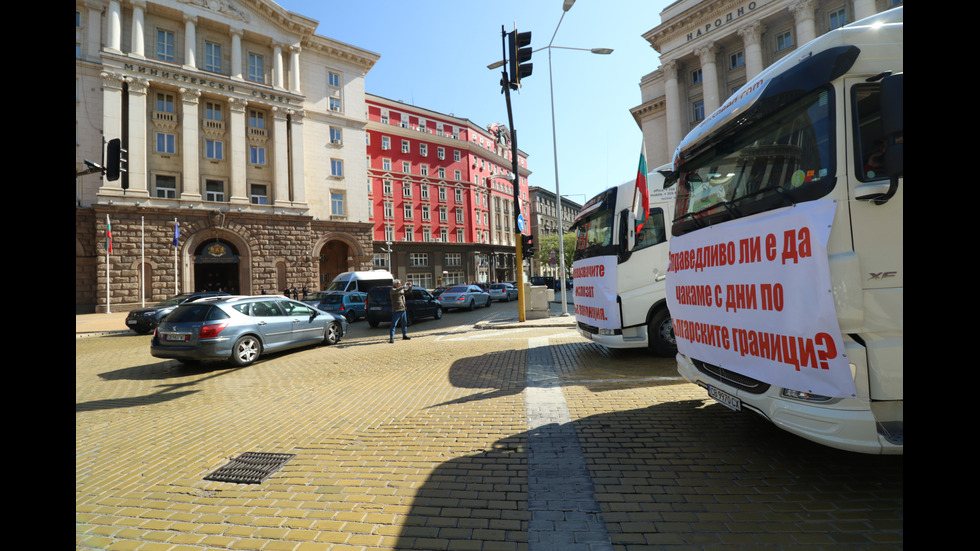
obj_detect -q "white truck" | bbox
[571,164,677,356]
[666,7,903,454]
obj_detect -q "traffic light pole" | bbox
[500,25,528,322]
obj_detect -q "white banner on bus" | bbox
[572,255,621,330]
[666,199,855,398]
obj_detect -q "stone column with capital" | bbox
[663,61,683,157]
[273,44,284,90]
[125,77,150,196]
[231,29,243,80]
[737,21,766,80]
[290,45,302,93]
[790,0,817,49]
[272,107,290,205]
[130,0,146,58]
[228,98,249,204]
[106,0,122,53]
[180,88,203,201]
[696,43,721,116]
[184,15,197,69]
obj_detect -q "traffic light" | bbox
[521,233,535,257]
[507,30,533,90]
[106,138,127,185]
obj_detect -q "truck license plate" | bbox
[707,385,740,411]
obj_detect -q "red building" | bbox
[365,94,531,287]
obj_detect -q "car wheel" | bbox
[368,320,379,328]
[231,335,262,366]
[647,309,677,357]
[346,310,356,323]
[468,299,476,311]
[434,306,443,320]
[484,297,492,307]
[324,322,342,346]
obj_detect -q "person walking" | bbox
[389,279,412,343]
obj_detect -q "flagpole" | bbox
[173,218,179,294]
[141,216,145,307]
[105,214,111,314]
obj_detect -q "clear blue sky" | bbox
[278,0,670,205]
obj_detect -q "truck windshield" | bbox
[573,207,615,261]
[673,87,836,236]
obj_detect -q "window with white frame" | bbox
[421,205,430,221]
[730,51,744,70]
[421,184,429,199]
[776,30,793,51]
[382,158,391,171]
[410,253,428,267]
[404,203,413,219]
[422,227,431,242]
[156,132,176,154]
[373,253,388,268]
[205,179,225,202]
[439,206,447,222]
[402,161,411,173]
[154,175,177,199]
[205,42,222,72]
[407,273,433,288]
[206,139,224,160]
[330,127,342,145]
[403,182,412,198]
[329,97,341,111]
[331,192,345,216]
[157,93,175,113]
[402,139,410,153]
[331,159,344,177]
[384,201,393,219]
[419,143,428,156]
[248,53,264,83]
[383,179,392,195]
[250,183,268,204]
[829,7,847,30]
[385,225,394,241]
[437,147,445,159]
[404,226,414,241]
[445,253,461,266]
[250,145,266,165]
[156,29,175,62]
[381,136,391,150]
[454,150,461,162]
[456,229,464,242]
[328,71,341,87]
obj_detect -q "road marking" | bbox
[525,336,613,550]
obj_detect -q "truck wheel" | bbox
[647,309,677,357]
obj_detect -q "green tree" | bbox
[534,232,576,279]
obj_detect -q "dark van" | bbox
[366,286,443,328]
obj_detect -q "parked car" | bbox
[150,295,347,367]
[125,291,229,334]
[488,283,518,302]
[303,291,366,322]
[438,285,492,311]
[365,286,443,328]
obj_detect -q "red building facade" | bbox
[365,95,531,287]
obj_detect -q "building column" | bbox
[289,110,307,207]
[273,43,284,90]
[180,88,202,201]
[272,107,290,205]
[853,0,878,21]
[290,44,302,93]
[228,98,249,204]
[791,0,818,48]
[695,44,721,116]
[125,77,150,197]
[84,2,102,60]
[231,29,243,80]
[130,0,146,58]
[99,72,125,194]
[738,21,766,80]
[662,60,683,157]
[106,0,122,53]
[183,15,197,69]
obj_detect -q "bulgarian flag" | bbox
[105,214,113,254]
[632,143,650,233]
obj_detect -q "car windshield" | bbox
[446,286,468,293]
[317,294,344,304]
[154,294,195,307]
[490,284,507,290]
[306,292,332,300]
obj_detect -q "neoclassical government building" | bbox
[632,0,902,168]
[76,0,381,312]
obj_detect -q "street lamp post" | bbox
[540,0,612,315]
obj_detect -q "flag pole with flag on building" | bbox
[631,142,650,234]
[105,214,112,313]
[173,218,180,294]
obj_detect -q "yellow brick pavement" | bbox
[76,320,903,550]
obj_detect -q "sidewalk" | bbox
[76,298,578,336]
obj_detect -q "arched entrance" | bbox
[317,240,350,290]
[194,239,241,293]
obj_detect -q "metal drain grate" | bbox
[204,452,295,484]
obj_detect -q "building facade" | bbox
[365,95,532,287]
[631,0,900,168]
[76,0,380,312]
[527,186,581,279]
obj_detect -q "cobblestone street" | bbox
[76,304,903,550]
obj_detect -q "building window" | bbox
[437,147,445,159]
[205,179,225,202]
[384,201,393,219]
[454,150,461,162]
[248,53,265,83]
[403,183,412,198]
[250,184,268,204]
[373,253,388,268]
[730,51,744,70]
[205,42,222,73]
[330,127,343,145]
[402,139,410,153]
[829,8,847,30]
[692,100,704,123]
[331,159,344,177]
[383,179,392,195]
[206,139,224,160]
[439,187,447,202]
[454,170,462,181]
[157,93,175,113]
[250,146,266,165]
[402,161,411,173]
[385,225,394,241]
[420,164,429,177]
[456,229,464,243]
[776,31,793,51]
[410,253,428,267]
[407,273,433,288]
[421,205,431,221]
[404,203,413,219]
[205,101,222,122]
[691,68,702,85]
[456,209,464,223]
[156,29,175,62]
[331,192,345,215]
[381,136,391,150]
[155,175,177,199]
[328,71,341,87]
[421,184,430,199]
[404,226,414,241]
[382,158,391,171]
[249,110,265,129]
[446,253,461,266]
[419,143,428,157]
[422,228,432,242]
[156,132,176,154]
[329,97,342,112]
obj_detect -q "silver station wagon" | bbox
[151,295,347,367]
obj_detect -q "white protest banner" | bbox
[666,199,855,398]
[572,255,621,330]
